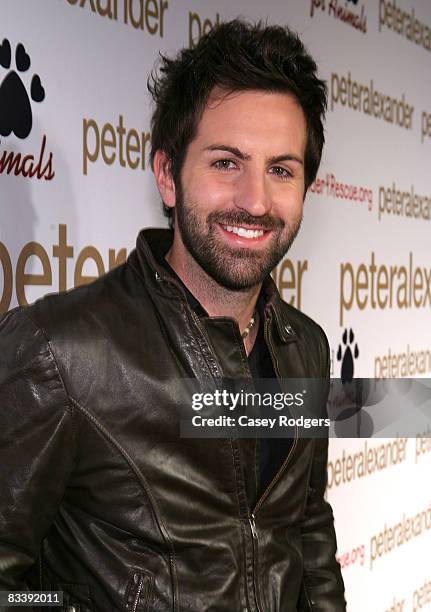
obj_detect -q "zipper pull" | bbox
[249,514,258,539]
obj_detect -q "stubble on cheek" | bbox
[174,185,302,289]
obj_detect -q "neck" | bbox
[165,240,261,336]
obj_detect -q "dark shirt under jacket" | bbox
[159,256,293,500]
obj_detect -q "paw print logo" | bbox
[337,328,359,384]
[0,38,45,139]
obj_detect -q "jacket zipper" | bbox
[255,315,299,515]
[253,313,298,512]
[248,513,263,612]
[189,305,299,612]
[189,308,207,339]
[189,309,224,378]
[190,308,262,611]
[244,314,299,611]
[249,513,258,540]
[132,575,144,612]
[246,432,298,612]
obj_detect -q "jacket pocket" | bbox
[124,569,154,612]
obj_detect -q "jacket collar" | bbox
[260,273,297,343]
[131,228,297,344]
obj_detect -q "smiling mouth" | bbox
[221,224,268,239]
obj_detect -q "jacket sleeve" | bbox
[297,331,346,611]
[0,308,77,590]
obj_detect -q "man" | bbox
[0,20,346,611]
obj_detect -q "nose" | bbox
[233,170,272,218]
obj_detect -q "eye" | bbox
[213,159,237,171]
[270,166,293,180]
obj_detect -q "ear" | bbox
[153,150,176,209]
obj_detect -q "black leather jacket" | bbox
[0,229,346,611]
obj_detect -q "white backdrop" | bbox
[1,1,431,610]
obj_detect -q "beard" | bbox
[174,184,302,291]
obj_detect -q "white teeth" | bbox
[222,225,264,239]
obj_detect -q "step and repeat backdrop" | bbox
[1,0,430,610]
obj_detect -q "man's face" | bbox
[172,89,307,290]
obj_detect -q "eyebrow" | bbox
[203,144,304,166]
